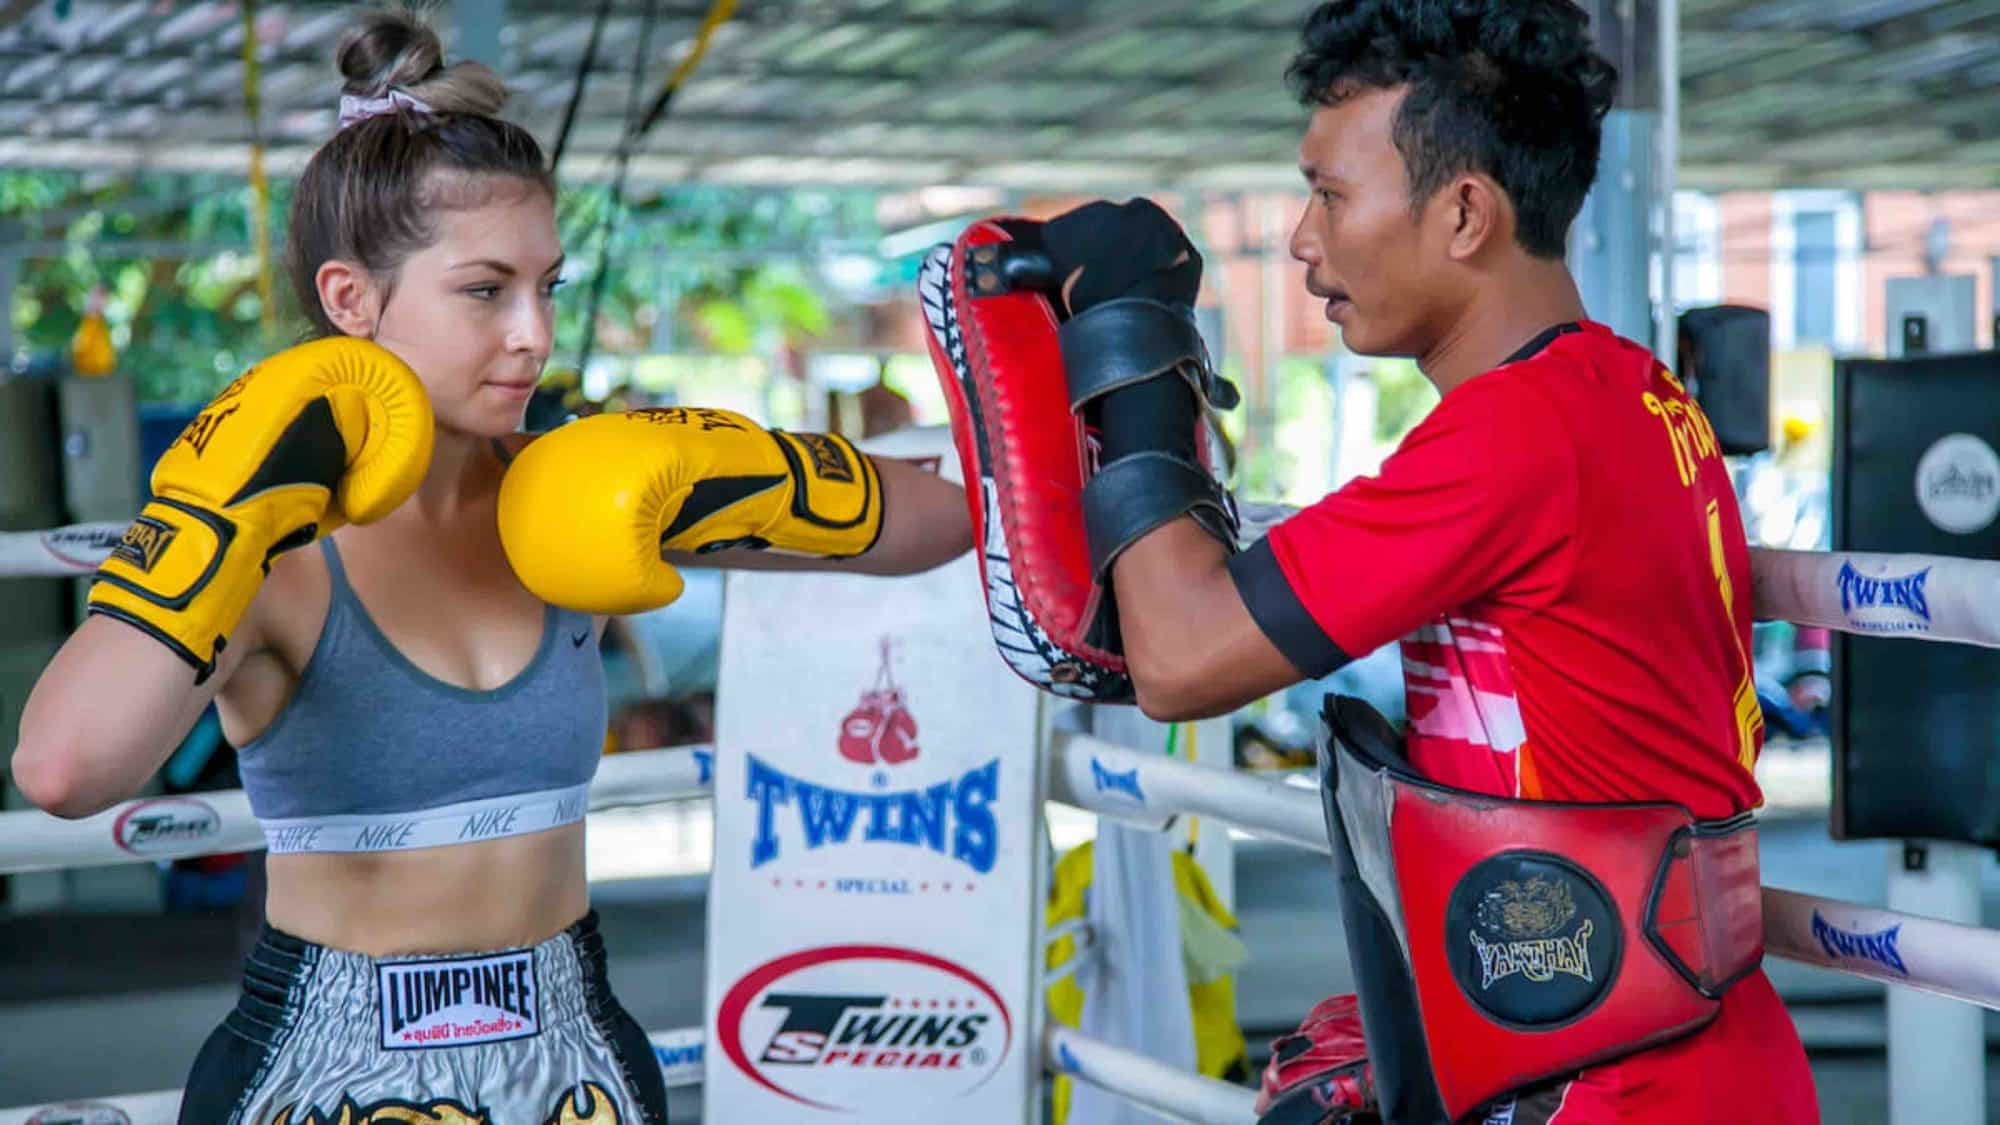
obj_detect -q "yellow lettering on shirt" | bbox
[1707,502,1766,772]
[1643,382,1722,489]
[1645,371,1762,778]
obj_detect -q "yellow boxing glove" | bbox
[89,338,434,681]
[498,406,884,614]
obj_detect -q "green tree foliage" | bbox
[1372,357,1438,443]
[552,183,872,365]
[5,172,287,402]
[6,171,876,403]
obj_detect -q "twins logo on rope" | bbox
[41,523,131,571]
[111,796,220,855]
[1834,562,1932,636]
[916,243,1129,704]
[746,634,1000,881]
[717,945,1013,1112]
[1089,758,1147,804]
[272,1083,617,1125]
[1810,911,1908,976]
[1445,853,1620,1026]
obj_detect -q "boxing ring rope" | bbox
[13,724,2000,1122]
[0,522,127,578]
[1044,1024,1259,1124]
[14,520,2000,651]
[9,518,2000,1121]
[0,744,715,875]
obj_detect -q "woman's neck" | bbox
[402,429,501,523]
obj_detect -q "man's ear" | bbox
[314,260,382,337]
[1436,173,1511,262]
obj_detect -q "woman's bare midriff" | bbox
[264,820,588,955]
[240,464,594,957]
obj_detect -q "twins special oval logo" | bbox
[112,797,221,855]
[717,945,1014,1111]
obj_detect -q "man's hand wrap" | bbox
[1256,994,1379,1125]
[921,199,1238,703]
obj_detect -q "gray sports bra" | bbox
[235,536,606,855]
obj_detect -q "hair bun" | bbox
[336,9,444,96]
[335,9,511,118]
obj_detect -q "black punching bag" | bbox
[1832,351,2000,843]
[1677,305,1770,456]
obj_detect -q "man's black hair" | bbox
[1286,0,1618,258]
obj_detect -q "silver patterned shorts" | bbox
[178,912,667,1124]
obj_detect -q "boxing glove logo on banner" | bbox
[839,637,921,766]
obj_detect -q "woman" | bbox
[11,12,969,1123]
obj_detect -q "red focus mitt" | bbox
[920,205,1238,703]
[1257,993,1380,1125]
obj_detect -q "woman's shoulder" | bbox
[250,539,334,654]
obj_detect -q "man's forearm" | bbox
[1112,519,1297,719]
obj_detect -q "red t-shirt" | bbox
[1230,321,1817,1123]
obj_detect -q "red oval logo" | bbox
[717,945,1013,1112]
[112,797,220,855]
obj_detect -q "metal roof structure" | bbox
[0,0,1996,192]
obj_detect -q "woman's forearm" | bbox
[668,456,972,576]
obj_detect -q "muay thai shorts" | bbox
[178,911,668,1124]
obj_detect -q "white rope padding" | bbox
[1762,887,2000,1010]
[1049,731,1328,852]
[1044,730,2000,1013]
[1044,1023,1258,1125]
[17,519,2000,652]
[8,517,2000,1115]
[1748,546,2000,648]
[0,1026,706,1125]
[9,734,2000,1117]
[0,521,124,578]
[8,733,1999,1013]
[0,745,711,875]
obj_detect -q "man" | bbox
[933,1,1819,1122]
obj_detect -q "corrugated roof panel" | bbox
[75,1,152,49]
[783,23,878,67]
[1685,38,1868,95]
[1853,32,2000,82]
[1062,29,1216,78]
[1821,0,1968,32]
[1679,30,1825,79]
[1764,123,1954,162]
[952,27,1071,71]
[918,80,1125,121]
[4,52,62,94]
[830,26,932,73]
[0,0,1990,192]
[1725,0,1958,31]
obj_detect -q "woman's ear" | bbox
[314,260,381,337]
